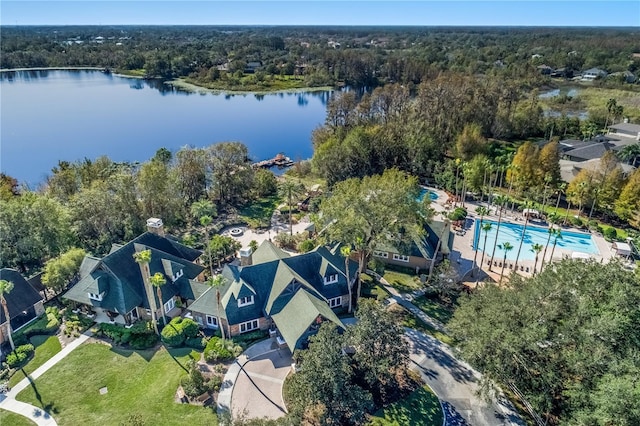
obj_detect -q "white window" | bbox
[392,254,410,262]
[323,274,339,285]
[237,295,255,307]
[206,315,218,328]
[373,250,388,258]
[328,296,342,308]
[88,292,103,301]
[239,319,259,333]
[171,269,184,282]
[164,298,175,312]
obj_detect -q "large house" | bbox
[188,240,356,350]
[0,269,45,355]
[63,219,207,325]
[371,221,453,271]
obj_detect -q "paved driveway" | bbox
[406,328,523,426]
[231,346,292,420]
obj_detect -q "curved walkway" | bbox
[0,331,92,426]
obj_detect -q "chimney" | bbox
[146,218,165,237]
[240,247,253,266]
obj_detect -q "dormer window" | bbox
[238,295,254,307]
[171,269,184,282]
[88,292,103,301]
[323,274,339,285]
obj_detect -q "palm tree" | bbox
[133,249,159,335]
[530,243,544,275]
[454,158,461,207]
[478,222,493,284]
[150,272,167,328]
[208,274,228,340]
[0,279,15,353]
[564,191,575,225]
[472,206,490,277]
[513,201,534,272]
[618,143,640,167]
[340,245,353,313]
[278,180,304,236]
[548,229,563,265]
[489,195,508,271]
[498,242,514,284]
[200,215,212,241]
[554,183,567,213]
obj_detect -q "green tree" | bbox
[489,194,509,271]
[207,142,254,206]
[455,123,488,161]
[253,169,278,197]
[478,222,493,282]
[248,240,259,254]
[190,199,216,223]
[538,141,561,186]
[0,279,15,352]
[347,299,410,407]
[497,242,513,284]
[150,272,167,327]
[133,249,158,335]
[615,168,640,226]
[340,245,353,313]
[548,228,563,264]
[137,158,181,225]
[286,323,373,425]
[473,206,490,277]
[207,274,228,340]
[450,259,640,424]
[319,169,427,301]
[530,243,544,276]
[41,247,86,294]
[175,147,207,207]
[278,180,305,236]
[508,141,541,192]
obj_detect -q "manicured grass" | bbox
[369,385,443,426]
[361,273,391,301]
[388,304,453,346]
[239,195,280,227]
[0,409,37,426]
[16,343,216,426]
[383,270,421,293]
[412,296,455,325]
[9,335,62,387]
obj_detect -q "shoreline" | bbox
[0,67,335,94]
[167,78,335,95]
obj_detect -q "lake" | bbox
[0,70,332,185]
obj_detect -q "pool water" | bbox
[418,188,439,202]
[473,219,599,261]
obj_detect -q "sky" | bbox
[1,0,639,27]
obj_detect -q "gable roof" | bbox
[0,269,44,324]
[271,290,344,350]
[251,240,290,265]
[609,122,640,134]
[375,220,451,259]
[63,232,203,314]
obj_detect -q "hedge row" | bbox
[96,321,158,349]
[161,317,200,347]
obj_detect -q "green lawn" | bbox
[239,195,280,227]
[412,296,455,325]
[0,409,37,426]
[9,335,62,387]
[16,343,216,425]
[389,304,453,346]
[361,273,391,301]
[369,385,443,426]
[382,270,422,293]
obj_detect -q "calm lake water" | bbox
[0,70,332,185]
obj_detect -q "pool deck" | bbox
[425,187,615,281]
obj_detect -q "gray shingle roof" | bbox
[0,268,43,324]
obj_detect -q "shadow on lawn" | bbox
[27,376,59,416]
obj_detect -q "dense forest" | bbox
[2,26,639,90]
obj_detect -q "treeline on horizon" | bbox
[2,25,639,89]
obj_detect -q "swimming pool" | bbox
[472,219,599,261]
[418,188,439,202]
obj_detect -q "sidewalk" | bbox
[0,330,92,425]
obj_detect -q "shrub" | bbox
[204,337,241,362]
[604,227,618,241]
[129,333,158,350]
[161,317,200,347]
[161,324,184,347]
[208,375,223,392]
[298,239,316,253]
[570,216,583,227]
[98,321,157,349]
[5,344,35,368]
[233,330,268,349]
[185,337,206,350]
